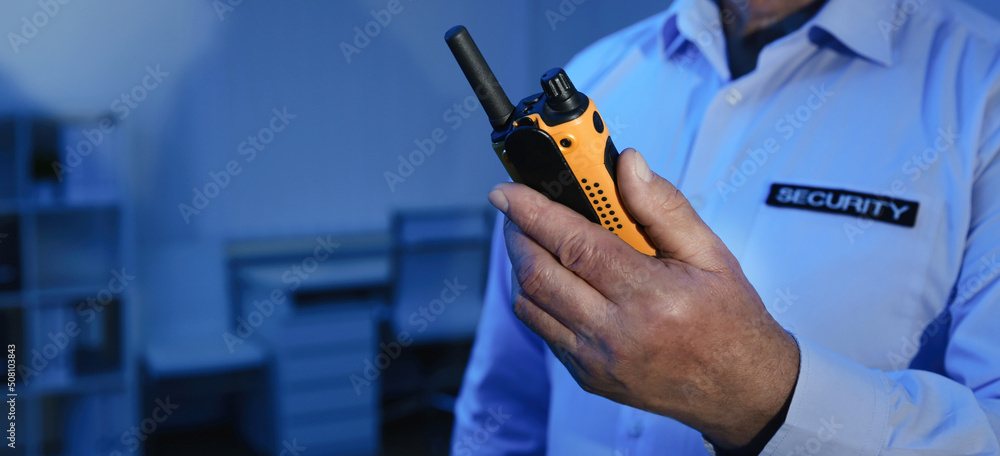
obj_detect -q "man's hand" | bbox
[488,149,800,450]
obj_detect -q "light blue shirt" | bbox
[453,0,1000,454]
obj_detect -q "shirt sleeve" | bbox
[451,213,551,455]
[757,99,1000,455]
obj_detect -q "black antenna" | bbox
[444,25,515,131]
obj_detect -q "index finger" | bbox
[489,182,663,302]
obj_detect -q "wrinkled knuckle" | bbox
[659,186,691,215]
[511,294,532,322]
[556,230,599,275]
[520,208,540,234]
[515,255,550,298]
[517,194,548,232]
[699,245,737,274]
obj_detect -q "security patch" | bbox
[765,183,919,227]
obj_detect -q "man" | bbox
[453,0,1000,454]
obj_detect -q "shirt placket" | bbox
[680,36,809,258]
[678,77,765,255]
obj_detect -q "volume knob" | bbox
[541,68,576,103]
[541,68,585,112]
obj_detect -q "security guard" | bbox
[453,0,1000,454]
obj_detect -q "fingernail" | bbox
[633,150,653,182]
[488,188,509,213]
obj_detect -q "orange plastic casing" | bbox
[492,100,657,256]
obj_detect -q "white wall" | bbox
[1,0,994,347]
[123,1,674,344]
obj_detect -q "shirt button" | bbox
[628,420,643,438]
[725,88,742,105]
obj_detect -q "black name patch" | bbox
[765,183,919,227]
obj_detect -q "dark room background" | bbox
[1,1,998,455]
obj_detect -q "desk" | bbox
[229,233,391,456]
[141,337,270,456]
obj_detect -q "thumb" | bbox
[617,148,733,272]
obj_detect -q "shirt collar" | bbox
[661,0,708,58]
[810,0,897,66]
[663,0,732,79]
[660,0,899,68]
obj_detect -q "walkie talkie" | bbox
[445,25,656,255]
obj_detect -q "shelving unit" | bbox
[1,115,135,456]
